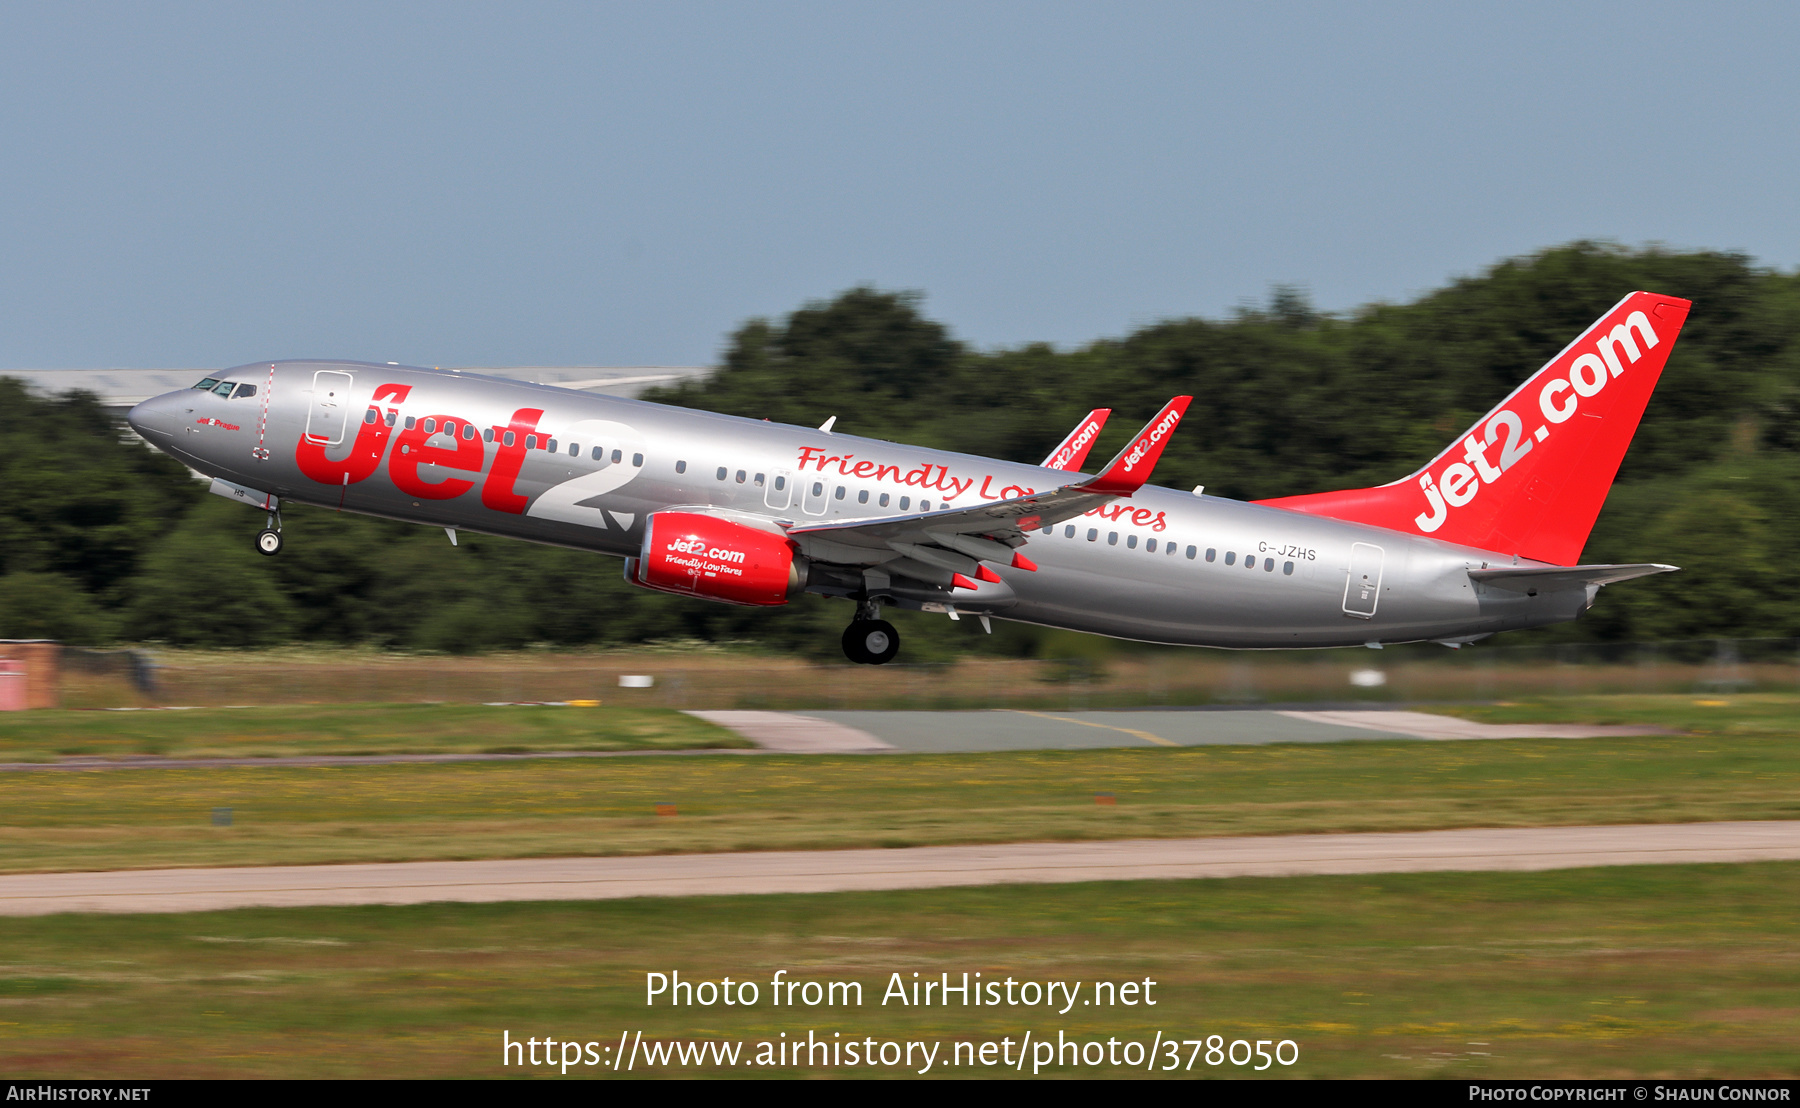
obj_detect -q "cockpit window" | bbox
[212,381,235,397]
[232,383,257,399]
[193,378,220,391]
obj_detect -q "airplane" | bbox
[125,291,1689,664]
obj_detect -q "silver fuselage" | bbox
[127,361,1587,648]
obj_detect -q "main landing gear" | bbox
[842,599,900,665]
[255,507,283,557]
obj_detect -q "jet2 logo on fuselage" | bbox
[1414,310,1659,532]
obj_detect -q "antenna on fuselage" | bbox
[819,416,837,434]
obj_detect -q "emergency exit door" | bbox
[1343,542,1384,618]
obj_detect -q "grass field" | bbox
[1437,692,1800,736]
[2,730,1796,874]
[1,863,1794,1078]
[0,704,743,762]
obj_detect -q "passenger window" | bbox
[527,435,539,449]
[1246,557,1257,570]
[736,470,746,484]
[858,490,869,504]
[676,460,687,474]
[1107,532,1118,545]
[754,473,765,487]
[879,493,890,507]
[1126,535,1137,549]
[811,481,824,497]
[1206,548,1216,562]
[503,431,515,446]
[406,417,417,430]
[1283,561,1294,575]
[774,475,786,491]
[1065,525,1076,538]
[363,409,378,424]
[920,500,930,511]
[1225,551,1235,565]
[423,419,436,433]
[717,467,728,480]
[632,453,642,466]
[483,427,493,441]
[569,442,578,457]
[1264,558,1274,571]
[386,412,397,427]
[233,383,257,399]
[899,497,910,510]
[1041,526,1052,536]
[1087,528,1098,542]
[1167,542,1177,556]
[443,420,455,435]
[464,425,476,441]
[548,438,557,452]
[592,446,603,460]
[1145,538,1156,553]
[213,381,234,396]
[613,449,623,463]
[1186,545,1197,559]
[835,486,845,500]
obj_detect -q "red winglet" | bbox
[1041,409,1112,471]
[1084,397,1192,496]
[975,564,1003,584]
[1011,551,1039,572]
[951,572,978,590]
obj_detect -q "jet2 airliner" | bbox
[126,292,1688,664]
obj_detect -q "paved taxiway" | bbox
[703,708,1667,753]
[3,821,1792,916]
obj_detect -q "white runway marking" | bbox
[0,821,1793,916]
[684,711,894,752]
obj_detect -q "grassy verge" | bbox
[2,733,1796,873]
[1430,692,1800,736]
[0,704,744,762]
[1,863,1795,1078]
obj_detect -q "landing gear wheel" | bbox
[255,528,283,556]
[842,619,900,665]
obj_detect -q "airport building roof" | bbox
[0,365,713,415]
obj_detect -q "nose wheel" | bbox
[843,619,900,665]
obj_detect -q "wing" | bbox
[1040,408,1112,470]
[786,397,1191,590]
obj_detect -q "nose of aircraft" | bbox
[126,391,188,440]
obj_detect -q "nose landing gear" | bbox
[255,507,283,556]
[842,599,899,665]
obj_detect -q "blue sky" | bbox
[2,1,1795,368]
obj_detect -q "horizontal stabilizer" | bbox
[1468,563,1677,593]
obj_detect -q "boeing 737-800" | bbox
[126,292,1688,664]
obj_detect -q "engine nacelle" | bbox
[629,511,807,606]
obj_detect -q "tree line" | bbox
[3,241,1798,654]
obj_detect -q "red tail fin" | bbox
[1255,292,1691,566]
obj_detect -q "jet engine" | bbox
[627,511,808,606]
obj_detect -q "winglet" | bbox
[1083,397,1192,496]
[1041,409,1112,471]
